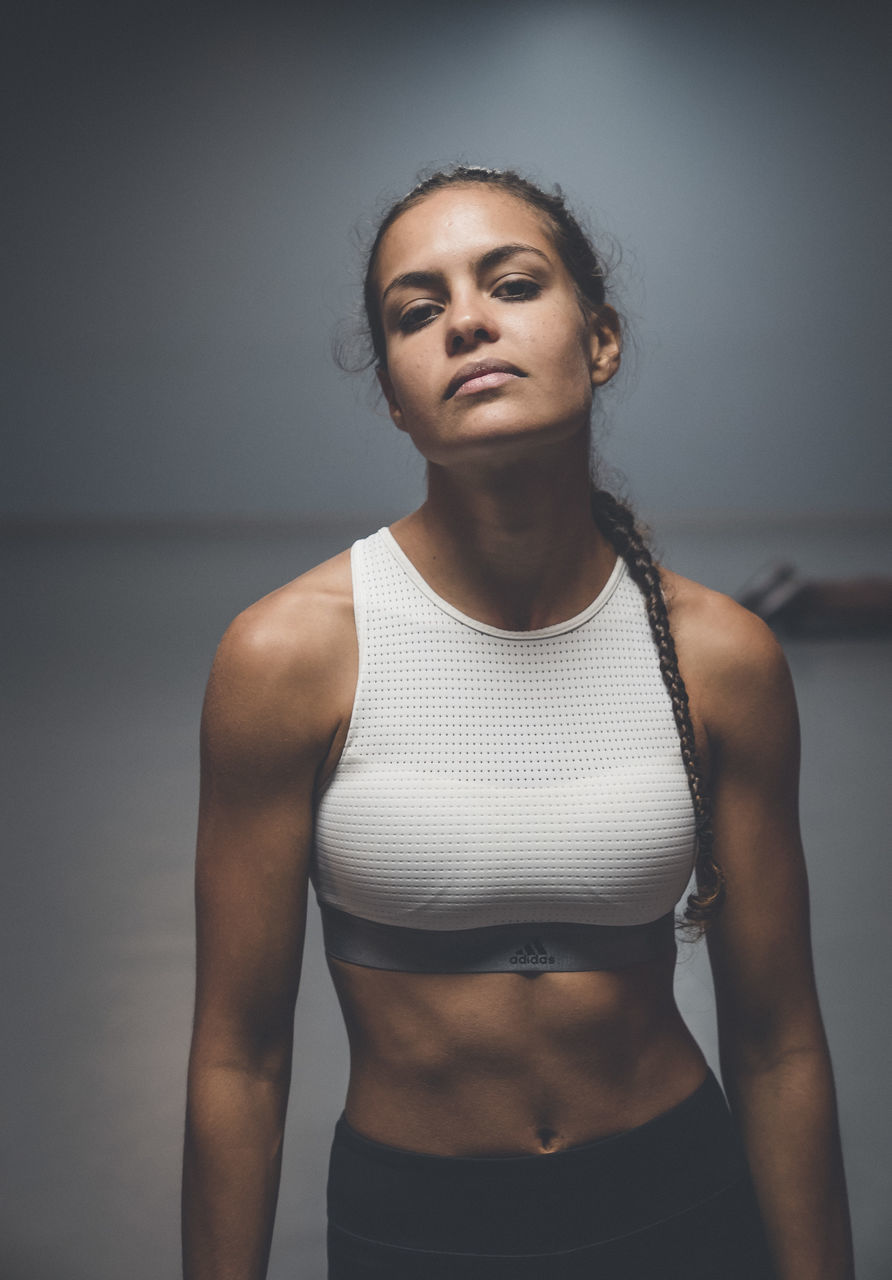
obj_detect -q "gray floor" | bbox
[2,518,890,1279]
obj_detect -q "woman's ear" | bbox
[588,305,621,387]
[376,367,406,432]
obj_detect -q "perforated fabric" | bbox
[312,528,696,931]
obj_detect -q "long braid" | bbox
[591,487,724,928]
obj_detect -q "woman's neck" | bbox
[390,443,616,632]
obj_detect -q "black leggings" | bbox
[326,1071,775,1279]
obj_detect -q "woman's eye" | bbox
[399,303,440,332]
[494,277,541,301]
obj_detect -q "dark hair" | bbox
[355,165,723,928]
[589,489,723,928]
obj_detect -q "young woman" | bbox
[182,167,854,1279]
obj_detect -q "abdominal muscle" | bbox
[328,952,708,1156]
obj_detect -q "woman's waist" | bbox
[343,1046,710,1158]
[334,965,706,1155]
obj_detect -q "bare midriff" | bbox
[328,952,708,1156]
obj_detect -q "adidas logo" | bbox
[509,939,556,967]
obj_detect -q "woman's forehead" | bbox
[376,186,554,283]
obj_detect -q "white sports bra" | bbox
[311,528,696,973]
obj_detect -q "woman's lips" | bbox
[452,369,521,397]
[444,360,525,399]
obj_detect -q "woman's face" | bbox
[374,185,619,470]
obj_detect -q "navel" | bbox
[536,1127,559,1153]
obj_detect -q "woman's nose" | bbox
[446,297,499,353]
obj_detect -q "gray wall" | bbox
[5,0,890,524]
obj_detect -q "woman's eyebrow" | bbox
[381,269,446,306]
[381,243,551,307]
[477,242,551,273]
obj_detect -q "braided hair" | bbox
[589,489,724,926]
[358,165,724,928]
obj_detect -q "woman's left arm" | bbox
[683,593,855,1280]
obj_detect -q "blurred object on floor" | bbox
[736,563,892,638]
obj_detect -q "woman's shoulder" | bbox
[204,549,356,749]
[660,567,794,724]
[222,548,353,668]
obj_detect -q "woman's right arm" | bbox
[182,575,350,1280]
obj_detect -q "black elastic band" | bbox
[319,903,676,973]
